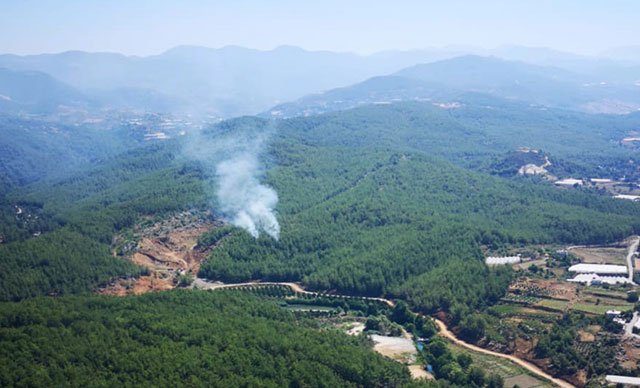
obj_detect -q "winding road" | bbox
[198,279,574,387]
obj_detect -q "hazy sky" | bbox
[1,0,638,56]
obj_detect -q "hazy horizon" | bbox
[0,43,622,58]
[1,0,639,57]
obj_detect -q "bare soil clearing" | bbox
[100,211,220,296]
[343,321,365,336]
[510,278,577,301]
[570,246,627,265]
[408,365,433,380]
[370,333,417,363]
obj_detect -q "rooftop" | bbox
[568,263,628,274]
[606,375,640,385]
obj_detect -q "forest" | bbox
[0,291,413,387]
[1,100,640,386]
[2,101,640,308]
[199,107,640,315]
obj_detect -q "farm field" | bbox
[569,246,627,265]
[582,288,629,300]
[491,304,560,320]
[531,292,633,315]
[535,298,569,312]
[572,302,633,315]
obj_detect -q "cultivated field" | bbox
[570,246,627,265]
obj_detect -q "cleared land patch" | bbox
[570,246,627,265]
[370,334,417,364]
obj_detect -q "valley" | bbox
[2,20,640,386]
[4,100,640,386]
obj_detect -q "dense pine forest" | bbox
[0,291,413,387]
[2,99,640,386]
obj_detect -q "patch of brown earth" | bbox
[585,325,601,334]
[620,338,640,371]
[370,333,417,363]
[99,274,174,296]
[577,330,596,343]
[100,211,222,296]
[570,246,627,265]
[509,278,577,301]
[565,369,588,387]
[514,337,535,357]
[408,365,433,380]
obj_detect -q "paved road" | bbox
[626,237,639,283]
[201,279,573,387]
[624,312,639,338]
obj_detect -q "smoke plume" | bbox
[184,120,280,240]
[216,153,280,239]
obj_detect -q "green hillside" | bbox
[0,291,411,387]
[1,96,640,388]
[199,106,640,314]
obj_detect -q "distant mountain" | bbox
[493,46,640,85]
[1,46,638,117]
[0,67,91,113]
[0,46,464,117]
[268,55,640,117]
[0,113,137,188]
[600,45,640,64]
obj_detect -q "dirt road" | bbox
[193,279,396,306]
[434,319,575,388]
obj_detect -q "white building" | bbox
[606,375,640,386]
[567,273,631,286]
[555,178,583,186]
[485,256,521,265]
[614,194,640,201]
[568,264,628,275]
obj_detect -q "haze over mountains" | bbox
[270,54,640,117]
[1,45,639,117]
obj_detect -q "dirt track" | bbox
[193,279,395,306]
[433,319,575,388]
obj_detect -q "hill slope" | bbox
[0,291,411,387]
[268,55,640,117]
[0,68,90,113]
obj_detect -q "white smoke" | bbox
[183,120,280,240]
[216,154,280,239]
